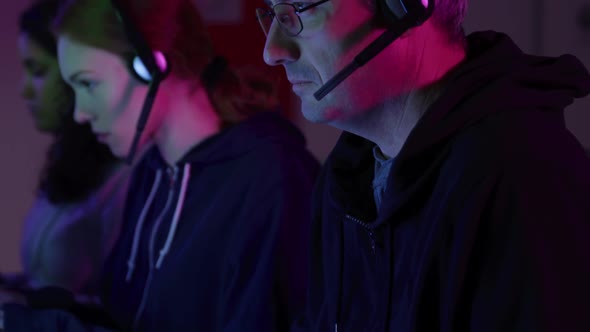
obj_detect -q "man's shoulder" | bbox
[446,109,589,185]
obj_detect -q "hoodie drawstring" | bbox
[131,164,191,330]
[155,163,191,268]
[126,170,163,282]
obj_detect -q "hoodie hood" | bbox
[401,31,590,160]
[144,111,308,169]
[327,31,590,227]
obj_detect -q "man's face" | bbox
[261,0,420,125]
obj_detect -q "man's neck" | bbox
[336,43,465,159]
[353,83,444,159]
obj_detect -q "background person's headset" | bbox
[110,0,170,164]
[314,0,435,100]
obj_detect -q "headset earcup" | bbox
[377,0,409,27]
[130,51,169,84]
[383,0,409,20]
[132,56,152,83]
[379,0,430,28]
[153,51,168,73]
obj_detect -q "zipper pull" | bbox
[368,231,377,254]
[334,322,338,332]
[166,166,177,186]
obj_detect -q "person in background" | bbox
[0,0,130,305]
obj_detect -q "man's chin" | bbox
[300,104,330,124]
[303,102,348,123]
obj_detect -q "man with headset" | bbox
[257,0,590,331]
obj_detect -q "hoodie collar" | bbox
[144,111,307,171]
[327,31,590,229]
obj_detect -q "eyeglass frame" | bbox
[256,0,331,37]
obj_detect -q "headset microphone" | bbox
[110,0,169,164]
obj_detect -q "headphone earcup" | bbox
[384,0,410,19]
[378,0,431,28]
[132,56,152,83]
[376,0,409,27]
[130,51,169,84]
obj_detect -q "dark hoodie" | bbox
[5,112,320,331]
[293,31,590,332]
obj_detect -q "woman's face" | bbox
[57,34,157,158]
[18,32,71,133]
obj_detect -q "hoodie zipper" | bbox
[335,216,345,332]
[334,214,376,332]
[345,214,378,254]
[337,214,384,332]
[132,166,178,330]
[347,214,396,332]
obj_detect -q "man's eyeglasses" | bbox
[256,0,330,37]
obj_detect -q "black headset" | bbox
[314,0,435,100]
[110,0,169,163]
[110,0,169,83]
[380,0,433,28]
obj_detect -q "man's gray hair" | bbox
[430,0,468,44]
[366,0,468,45]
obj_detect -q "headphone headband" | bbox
[381,0,434,29]
[110,0,168,83]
